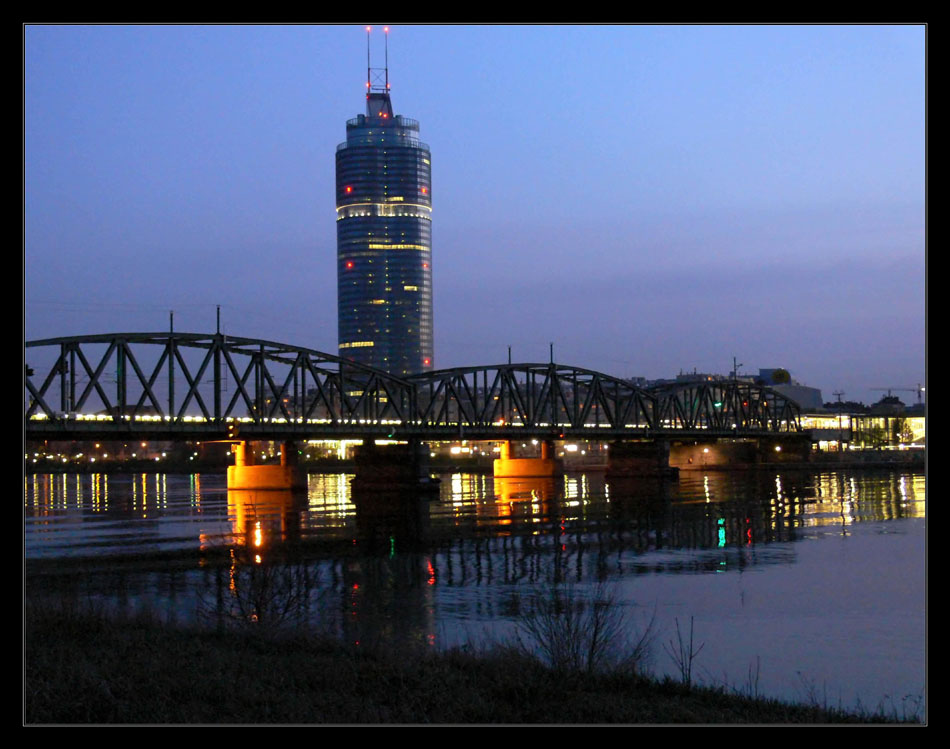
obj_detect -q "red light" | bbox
[384,26,389,33]
[423,358,431,366]
[345,185,353,193]
[345,261,354,269]
[421,186,427,194]
[422,262,428,269]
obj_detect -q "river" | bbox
[24,466,926,715]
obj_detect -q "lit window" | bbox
[339,341,375,349]
[368,243,428,250]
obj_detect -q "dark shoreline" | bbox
[23,605,921,725]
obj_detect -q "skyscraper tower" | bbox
[335,27,433,376]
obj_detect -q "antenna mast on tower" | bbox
[366,25,391,95]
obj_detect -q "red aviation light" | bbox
[345,260,354,269]
[423,357,431,366]
[345,185,353,194]
[420,186,428,194]
[422,262,429,269]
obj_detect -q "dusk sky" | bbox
[24,24,926,406]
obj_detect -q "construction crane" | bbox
[871,386,925,404]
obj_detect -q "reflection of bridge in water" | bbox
[222,470,920,571]
[188,469,924,642]
[26,332,807,482]
[25,467,923,647]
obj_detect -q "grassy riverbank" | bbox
[23,605,919,725]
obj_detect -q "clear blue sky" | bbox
[24,24,926,405]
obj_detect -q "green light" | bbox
[389,535,396,558]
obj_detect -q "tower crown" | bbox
[366,91,394,120]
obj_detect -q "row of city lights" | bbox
[28,411,776,430]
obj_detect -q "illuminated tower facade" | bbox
[335,28,433,375]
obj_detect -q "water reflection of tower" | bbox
[336,26,434,375]
[339,552,437,650]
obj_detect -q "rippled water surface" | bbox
[25,468,926,713]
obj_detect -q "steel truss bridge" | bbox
[25,333,801,442]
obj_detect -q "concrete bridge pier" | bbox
[606,440,679,480]
[670,440,757,470]
[227,440,306,490]
[351,439,440,493]
[755,434,813,463]
[669,434,813,470]
[493,439,564,478]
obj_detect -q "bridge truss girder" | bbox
[406,363,657,433]
[25,333,414,437]
[649,380,801,433]
[25,333,801,440]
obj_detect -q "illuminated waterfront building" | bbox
[335,28,433,375]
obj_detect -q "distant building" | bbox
[869,395,906,416]
[335,32,433,376]
[847,394,925,448]
[640,370,746,388]
[756,368,824,410]
[802,392,925,451]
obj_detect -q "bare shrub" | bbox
[663,616,705,689]
[197,550,322,633]
[513,583,656,675]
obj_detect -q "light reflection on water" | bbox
[25,468,925,711]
